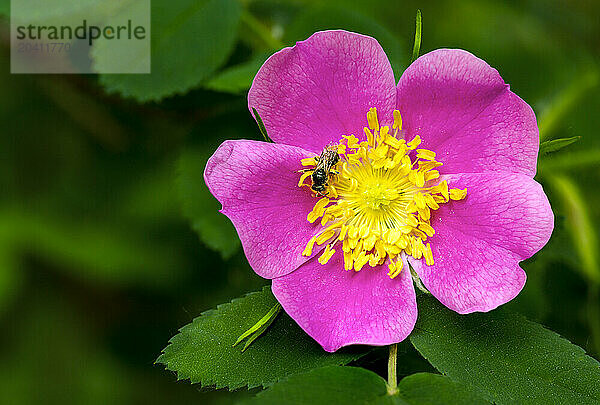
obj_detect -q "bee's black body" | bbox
[311,147,340,194]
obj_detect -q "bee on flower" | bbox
[298,145,341,196]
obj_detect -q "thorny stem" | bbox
[387,344,398,395]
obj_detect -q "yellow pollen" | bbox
[301,157,317,166]
[299,108,467,279]
[318,245,336,265]
[393,109,403,131]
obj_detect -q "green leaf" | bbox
[411,10,422,63]
[410,295,600,404]
[240,366,388,405]
[96,0,242,101]
[547,175,599,284]
[0,0,8,17]
[10,0,107,23]
[240,366,489,405]
[157,287,367,390]
[177,146,240,258]
[397,373,489,405]
[539,136,580,155]
[204,54,268,94]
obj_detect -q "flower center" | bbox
[363,180,396,210]
[298,108,467,278]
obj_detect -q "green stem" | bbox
[387,344,398,395]
[241,10,284,51]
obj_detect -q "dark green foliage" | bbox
[240,367,489,405]
[97,0,242,101]
[157,287,368,389]
[239,366,388,405]
[177,146,240,258]
[411,296,600,404]
[205,54,269,94]
[397,373,489,405]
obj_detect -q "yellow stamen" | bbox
[343,250,353,270]
[384,135,403,149]
[316,229,335,245]
[299,108,467,278]
[388,258,403,279]
[449,188,468,200]
[354,251,370,271]
[367,107,379,131]
[407,135,421,149]
[318,245,336,264]
[423,243,434,266]
[419,222,435,237]
[298,171,312,187]
[364,127,374,146]
[343,135,360,149]
[393,110,403,131]
[301,157,317,166]
[416,149,436,161]
[302,235,317,257]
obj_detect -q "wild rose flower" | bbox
[204,30,554,352]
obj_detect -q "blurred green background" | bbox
[0,0,599,403]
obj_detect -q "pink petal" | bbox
[272,253,417,352]
[409,172,553,314]
[396,49,539,177]
[204,140,324,279]
[249,30,396,153]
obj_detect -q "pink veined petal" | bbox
[204,140,325,279]
[249,30,396,153]
[272,252,417,352]
[408,172,554,314]
[397,49,539,177]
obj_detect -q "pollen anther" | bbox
[299,108,467,278]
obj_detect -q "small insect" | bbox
[310,146,340,195]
